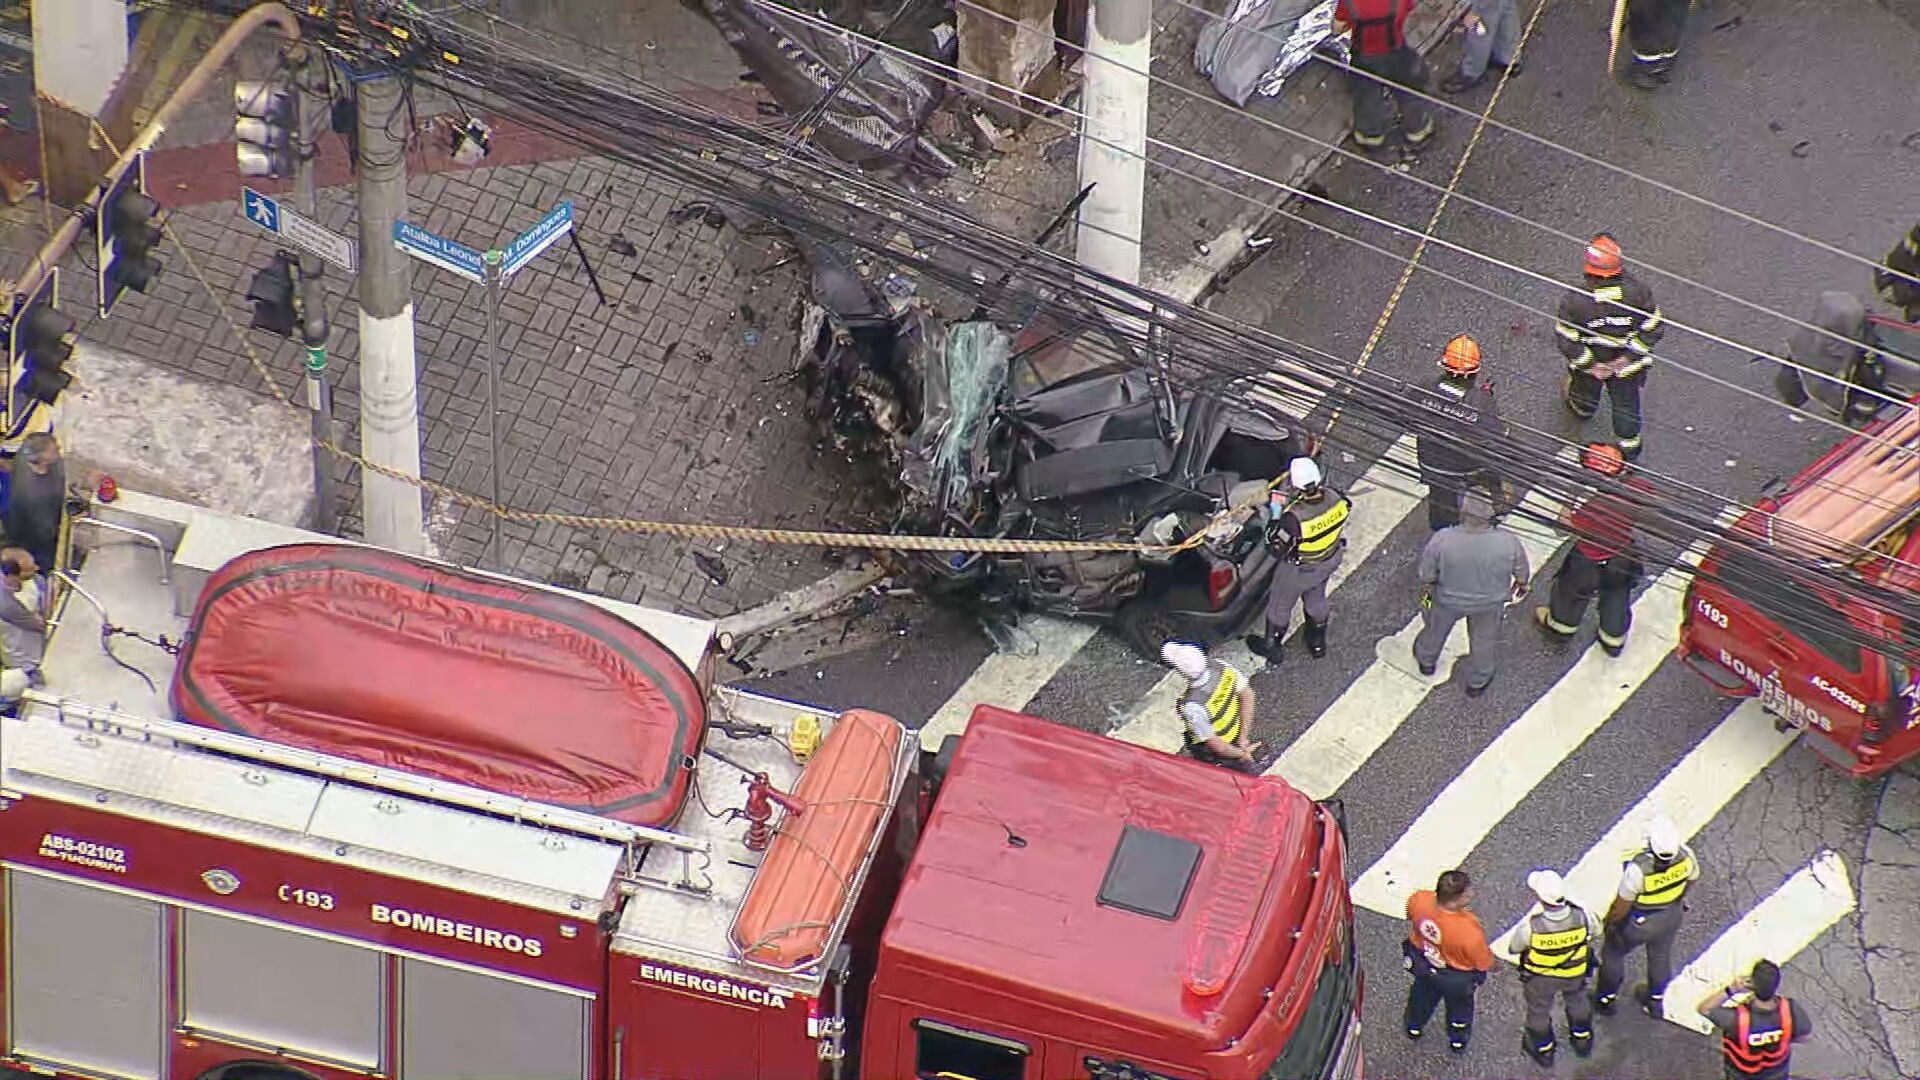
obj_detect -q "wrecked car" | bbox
[795,240,1318,657]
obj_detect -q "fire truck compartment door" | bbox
[180,909,383,1068]
[399,956,590,1079]
[5,869,165,1077]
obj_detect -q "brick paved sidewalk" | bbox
[0,136,886,618]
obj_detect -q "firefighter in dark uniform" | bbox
[1416,334,1507,532]
[1333,0,1435,154]
[1161,641,1262,772]
[1535,443,1649,656]
[1506,870,1599,1067]
[1697,960,1814,1080]
[1874,221,1920,322]
[1593,814,1700,1018]
[1556,234,1665,460]
[1247,457,1350,664]
[1618,0,1690,89]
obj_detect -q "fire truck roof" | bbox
[881,705,1324,1048]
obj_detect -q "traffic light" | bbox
[246,250,329,347]
[246,252,299,338]
[96,154,165,318]
[6,269,77,408]
[235,77,297,178]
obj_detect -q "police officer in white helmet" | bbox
[1508,869,1601,1066]
[1161,640,1262,772]
[1246,457,1351,664]
[1593,814,1700,1019]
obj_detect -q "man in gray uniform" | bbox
[1508,869,1600,1066]
[1413,487,1529,696]
[1442,0,1524,93]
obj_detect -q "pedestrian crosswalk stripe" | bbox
[1104,434,1428,752]
[1491,699,1799,962]
[917,618,1096,753]
[1347,517,1731,917]
[1267,489,1567,799]
[1659,850,1857,1035]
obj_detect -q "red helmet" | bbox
[1440,334,1482,376]
[1584,234,1623,278]
[1582,441,1626,475]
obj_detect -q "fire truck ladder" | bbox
[7,693,716,896]
[1767,407,1920,562]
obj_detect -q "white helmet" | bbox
[1646,815,1681,858]
[1527,869,1567,907]
[1289,457,1323,490]
[1160,641,1208,680]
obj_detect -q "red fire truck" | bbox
[0,494,1361,1080]
[1679,397,1920,776]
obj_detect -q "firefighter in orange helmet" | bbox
[1415,335,1507,531]
[1535,443,1649,657]
[1555,234,1664,460]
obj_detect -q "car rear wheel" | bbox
[1117,600,1197,661]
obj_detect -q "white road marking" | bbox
[1268,490,1566,799]
[1347,515,1735,917]
[1491,699,1799,961]
[1107,434,1428,753]
[916,617,1097,752]
[1659,850,1857,1035]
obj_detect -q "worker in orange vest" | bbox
[1696,959,1812,1080]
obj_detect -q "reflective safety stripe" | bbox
[1634,49,1681,62]
[1614,356,1652,378]
[1593,285,1626,302]
[1180,662,1244,747]
[1353,128,1388,147]
[1722,1000,1794,1075]
[1634,851,1693,908]
[1597,627,1627,647]
[1640,308,1664,333]
[1555,322,1585,341]
[1294,496,1350,560]
[1541,608,1581,635]
[1617,434,1644,451]
[1521,916,1592,977]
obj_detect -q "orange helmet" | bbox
[1582,441,1626,475]
[1584,234,1623,278]
[1440,334,1482,376]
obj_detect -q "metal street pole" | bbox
[481,248,505,569]
[1074,0,1151,289]
[353,70,427,554]
[290,43,336,533]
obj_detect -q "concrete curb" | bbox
[1859,768,1920,1077]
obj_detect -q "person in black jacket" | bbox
[1555,235,1664,460]
[1416,334,1507,531]
[1874,222,1920,322]
[1617,0,1689,90]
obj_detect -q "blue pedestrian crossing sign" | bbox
[243,188,280,232]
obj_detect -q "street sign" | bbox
[393,220,486,284]
[241,187,359,272]
[500,200,574,278]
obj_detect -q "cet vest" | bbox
[1520,908,1593,978]
[1721,999,1794,1077]
[1179,661,1244,748]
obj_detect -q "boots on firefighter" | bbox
[1245,625,1284,663]
[1592,988,1617,1015]
[1569,1025,1595,1058]
[1302,617,1329,659]
[1523,1027,1556,1068]
[1635,985,1664,1019]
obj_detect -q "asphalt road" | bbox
[736,2,1918,1077]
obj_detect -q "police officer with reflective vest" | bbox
[1557,235,1664,459]
[1333,0,1436,154]
[1593,815,1699,1018]
[1247,458,1350,664]
[1614,0,1690,89]
[1161,641,1263,772]
[1698,960,1813,1080]
[1535,443,1649,656]
[1506,870,1599,1067]
[1416,334,1507,531]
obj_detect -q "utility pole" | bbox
[352,71,427,554]
[1073,0,1151,287]
[291,45,337,533]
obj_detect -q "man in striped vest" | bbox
[1698,960,1813,1079]
[1593,814,1700,1018]
[1161,641,1262,772]
[1506,869,1599,1066]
